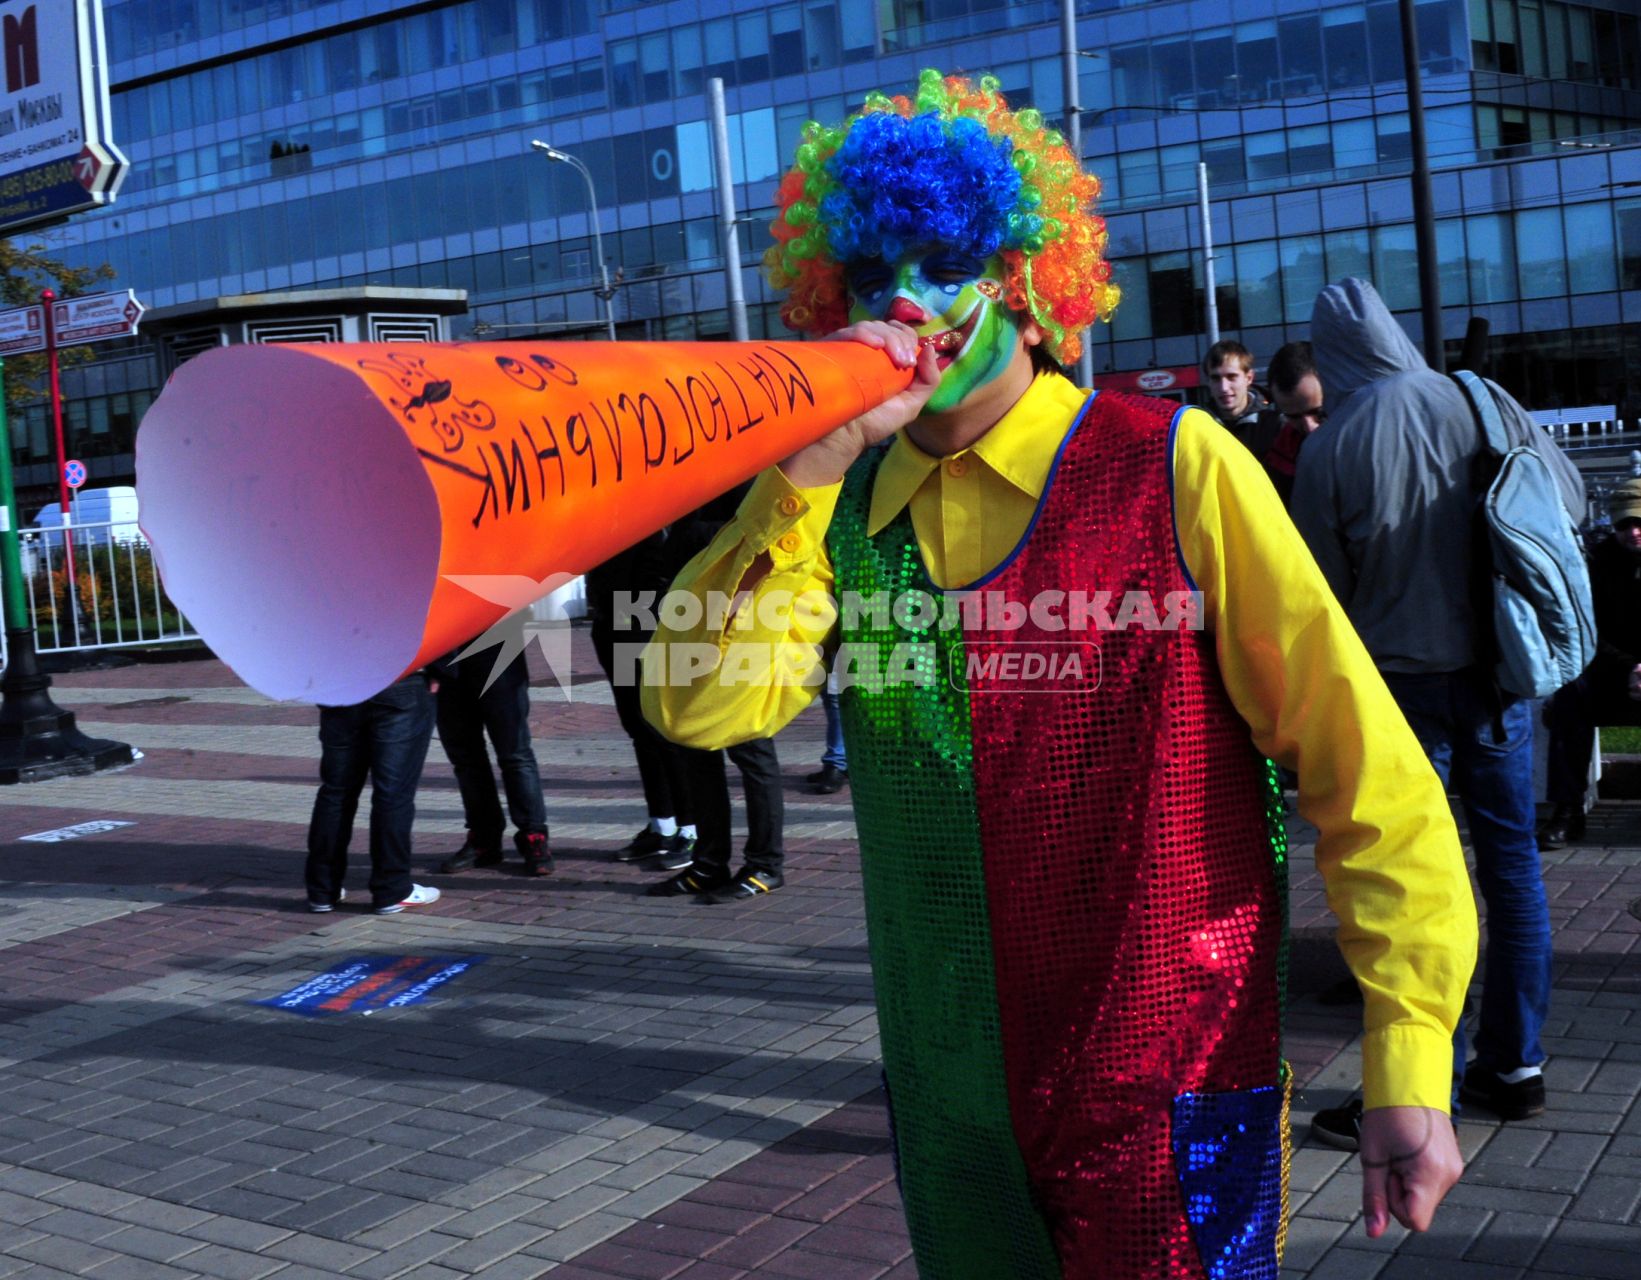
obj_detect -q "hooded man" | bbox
[1292,278,1586,1146]
[643,79,1475,1278]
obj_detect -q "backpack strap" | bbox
[1453,368,1511,458]
[1452,368,1512,738]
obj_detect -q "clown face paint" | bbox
[847,249,1017,415]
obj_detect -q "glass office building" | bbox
[24,0,1641,496]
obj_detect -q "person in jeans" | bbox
[1541,478,1641,846]
[433,623,552,877]
[807,671,849,793]
[1292,278,1586,1137]
[305,672,441,915]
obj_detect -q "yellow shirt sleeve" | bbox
[1172,407,1479,1112]
[640,466,842,749]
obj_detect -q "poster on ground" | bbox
[257,954,487,1017]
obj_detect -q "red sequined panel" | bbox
[967,392,1283,1279]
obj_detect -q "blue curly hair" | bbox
[819,112,1026,265]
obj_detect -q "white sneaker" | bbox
[307,888,346,913]
[373,884,440,915]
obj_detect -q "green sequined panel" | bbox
[829,448,1061,1280]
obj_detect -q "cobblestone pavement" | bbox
[0,632,1638,1279]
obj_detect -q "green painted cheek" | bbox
[925,302,1013,414]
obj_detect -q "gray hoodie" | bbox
[1290,278,1586,674]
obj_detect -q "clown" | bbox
[644,71,1475,1278]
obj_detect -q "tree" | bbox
[0,237,115,406]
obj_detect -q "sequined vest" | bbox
[827,388,1290,1280]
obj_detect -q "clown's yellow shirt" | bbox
[642,370,1477,1113]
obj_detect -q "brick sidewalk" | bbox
[0,633,1638,1278]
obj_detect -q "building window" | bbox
[1564,203,1617,293]
[1234,240,1282,328]
[1516,206,1568,298]
[1372,224,1420,310]
[1281,235,1326,322]
[1619,201,1641,291]
[1325,5,1372,89]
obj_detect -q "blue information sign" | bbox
[258,954,486,1017]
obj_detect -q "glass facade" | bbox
[24,0,1641,486]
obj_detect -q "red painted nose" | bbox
[886,296,928,325]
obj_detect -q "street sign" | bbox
[50,289,144,348]
[0,303,45,356]
[0,0,129,236]
[64,459,85,489]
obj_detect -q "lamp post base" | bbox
[0,628,136,784]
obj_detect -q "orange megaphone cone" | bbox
[135,340,912,704]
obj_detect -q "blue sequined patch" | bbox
[1170,1085,1283,1279]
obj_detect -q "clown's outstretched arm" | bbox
[641,325,939,750]
[1174,408,1475,1229]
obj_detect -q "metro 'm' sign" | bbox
[4,5,38,93]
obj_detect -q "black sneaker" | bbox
[1537,806,1585,850]
[616,827,671,862]
[438,836,504,874]
[646,864,731,897]
[1460,1065,1546,1120]
[517,831,553,877]
[1310,1097,1363,1151]
[652,834,696,871]
[806,764,848,794]
[699,867,785,903]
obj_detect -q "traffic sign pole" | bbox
[41,289,81,643]
[0,357,134,783]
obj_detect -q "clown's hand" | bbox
[780,321,941,487]
[1358,1105,1462,1239]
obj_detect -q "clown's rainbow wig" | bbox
[764,69,1119,366]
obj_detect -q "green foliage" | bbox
[28,540,186,643]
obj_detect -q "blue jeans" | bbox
[306,676,435,910]
[821,687,847,771]
[1381,670,1550,1090]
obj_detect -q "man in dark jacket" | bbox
[1292,278,1586,1138]
[1541,478,1641,845]
[1204,337,1278,435]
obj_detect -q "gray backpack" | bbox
[1455,369,1596,699]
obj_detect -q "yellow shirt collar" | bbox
[867,371,1089,536]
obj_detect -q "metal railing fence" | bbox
[0,518,198,667]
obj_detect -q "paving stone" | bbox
[96,1223,211,1263]
[1567,1172,1641,1222]
[26,1207,129,1243]
[180,1217,296,1253]
[173,1243,288,1280]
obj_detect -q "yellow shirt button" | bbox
[778,494,804,517]
[946,456,968,478]
[777,531,802,553]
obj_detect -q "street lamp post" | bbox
[529,140,618,341]
[1398,0,1443,371]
